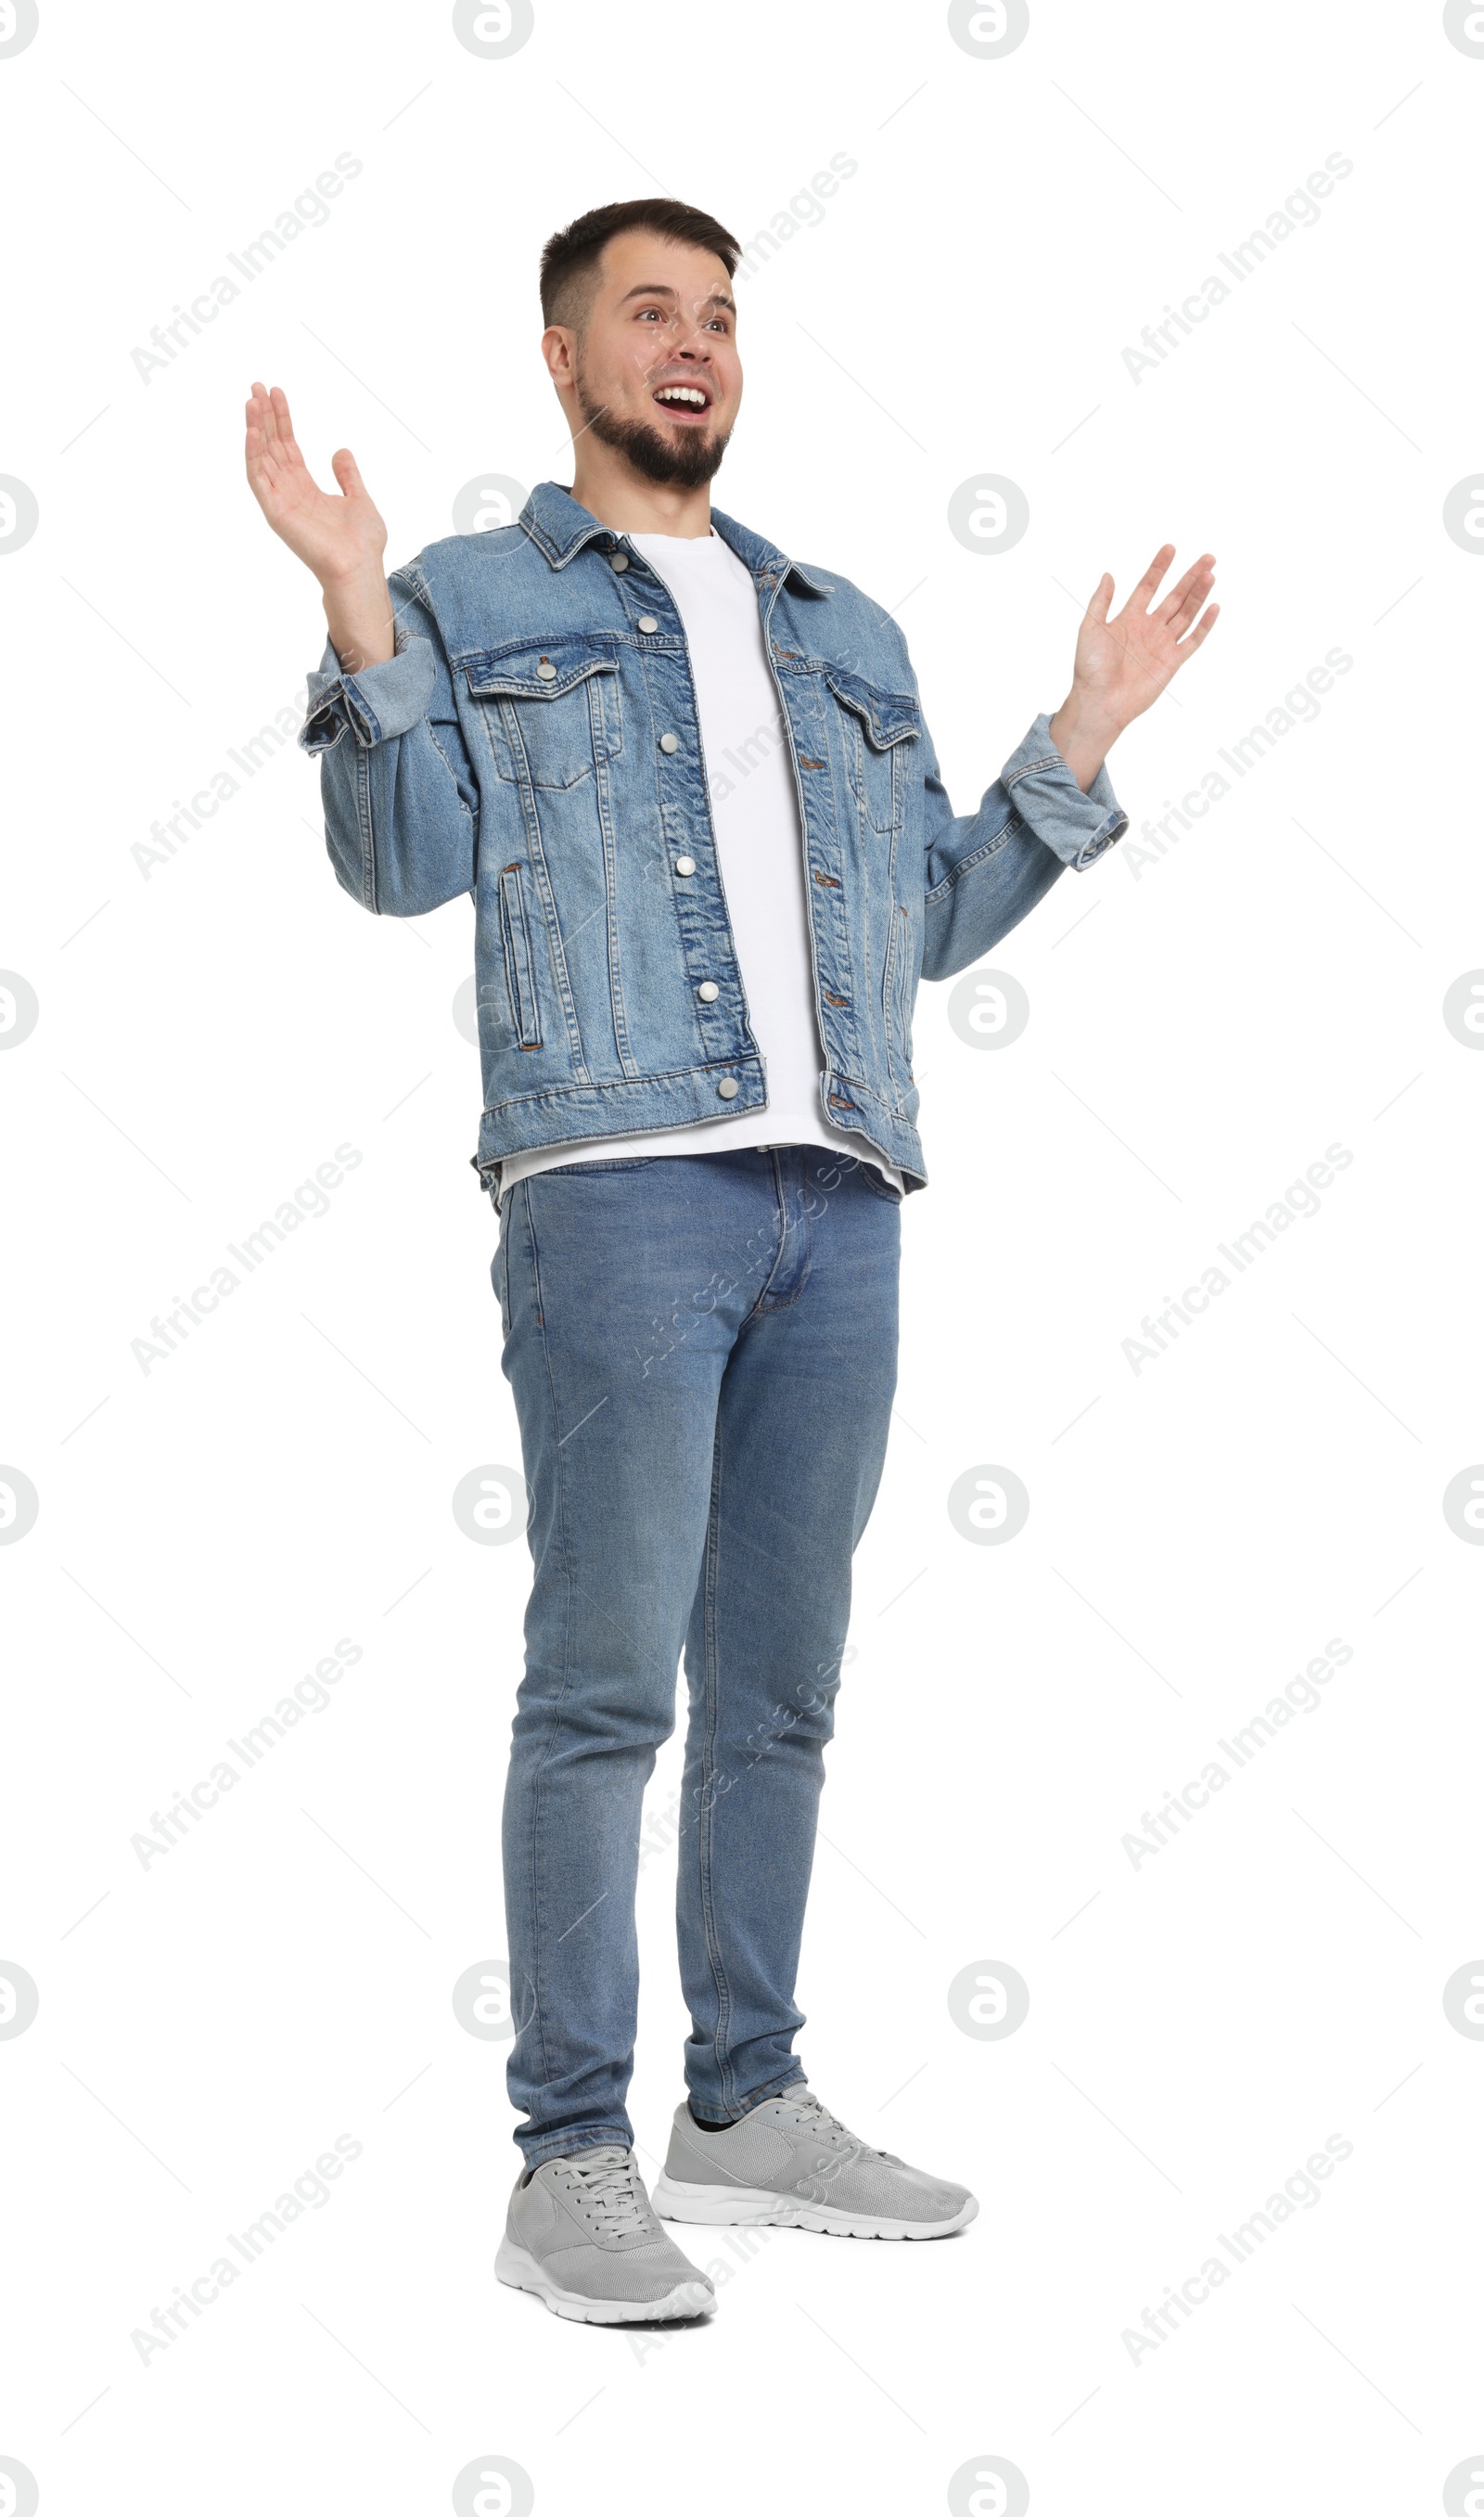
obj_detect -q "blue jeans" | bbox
[492,1145,901,2165]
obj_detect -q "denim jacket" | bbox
[301,482,1128,1196]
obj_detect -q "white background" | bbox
[3,2,1483,2511]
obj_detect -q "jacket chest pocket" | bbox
[463,636,623,790]
[823,662,920,833]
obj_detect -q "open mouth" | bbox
[651,382,713,425]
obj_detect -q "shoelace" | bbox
[776,2089,904,2167]
[559,2145,657,2236]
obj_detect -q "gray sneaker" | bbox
[496,2144,716,2324]
[653,2085,978,2240]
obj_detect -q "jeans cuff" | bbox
[520,2126,633,2170]
[687,2069,807,2128]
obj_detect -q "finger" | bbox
[272,389,313,480]
[331,446,365,499]
[245,386,275,478]
[249,388,286,464]
[1127,542,1176,611]
[1154,553,1216,626]
[254,385,293,458]
[1085,571,1114,624]
[1166,570,1215,636]
[1175,602,1220,657]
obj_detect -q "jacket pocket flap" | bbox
[461,635,620,701]
[822,663,921,749]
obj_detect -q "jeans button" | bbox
[535,661,556,680]
[636,614,659,634]
[675,856,696,877]
[659,732,680,753]
[610,552,630,571]
[717,1077,739,1099]
[697,981,719,1001]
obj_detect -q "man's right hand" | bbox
[244,382,396,674]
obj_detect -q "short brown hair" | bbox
[540,198,740,330]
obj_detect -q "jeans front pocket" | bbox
[491,1210,512,1338]
[855,1160,903,1205]
[536,1156,662,1176]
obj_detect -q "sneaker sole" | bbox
[494,2236,715,2324]
[650,2174,979,2241]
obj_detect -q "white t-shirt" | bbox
[498,528,903,1196]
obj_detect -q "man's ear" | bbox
[542,325,576,392]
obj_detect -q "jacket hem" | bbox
[470,1063,926,1200]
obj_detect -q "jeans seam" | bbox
[520,1177,569,2104]
[696,1409,736,2113]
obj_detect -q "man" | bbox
[246,197,1216,2328]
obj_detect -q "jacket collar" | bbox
[518,480,833,597]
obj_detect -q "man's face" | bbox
[547,228,743,489]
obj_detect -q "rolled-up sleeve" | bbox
[298,566,480,918]
[301,637,438,753]
[920,710,1129,981]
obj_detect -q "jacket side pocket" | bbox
[498,864,542,1049]
[884,900,913,1105]
[893,903,914,1077]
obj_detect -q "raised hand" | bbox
[1049,545,1219,790]
[245,382,394,671]
[245,382,387,583]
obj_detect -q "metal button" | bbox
[535,661,556,680]
[675,856,696,877]
[697,981,719,1002]
[717,1077,739,1099]
[659,732,680,753]
[636,614,659,634]
[610,552,630,571]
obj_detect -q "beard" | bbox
[574,370,732,489]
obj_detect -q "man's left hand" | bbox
[1049,544,1219,791]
